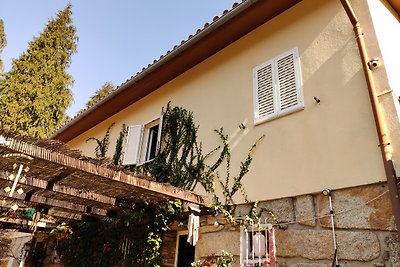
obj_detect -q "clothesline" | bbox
[271,184,396,227]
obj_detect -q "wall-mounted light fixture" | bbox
[368,58,380,70]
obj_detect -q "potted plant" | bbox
[50,223,73,240]
[191,250,233,267]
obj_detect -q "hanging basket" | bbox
[54,232,72,240]
[51,223,73,240]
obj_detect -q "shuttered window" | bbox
[122,113,163,166]
[253,48,303,124]
[122,125,144,165]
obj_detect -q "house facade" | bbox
[52,0,400,265]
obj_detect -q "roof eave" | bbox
[387,0,400,18]
[51,0,302,142]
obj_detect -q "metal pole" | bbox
[323,189,339,267]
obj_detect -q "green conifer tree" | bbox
[0,5,78,138]
[0,19,6,74]
[79,81,114,114]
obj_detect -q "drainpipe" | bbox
[339,0,400,239]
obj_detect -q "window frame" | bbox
[140,116,163,164]
[122,114,163,166]
[253,47,304,125]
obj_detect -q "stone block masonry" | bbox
[172,182,399,266]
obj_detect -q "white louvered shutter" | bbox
[253,48,303,124]
[254,61,276,122]
[122,125,144,165]
[276,49,303,115]
[156,113,164,155]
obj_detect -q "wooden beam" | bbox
[30,195,107,216]
[4,137,205,204]
[0,198,82,222]
[0,190,108,217]
[46,169,76,189]
[47,208,82,220]
[0,171,117,207]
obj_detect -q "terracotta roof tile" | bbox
[63,2,243,122]
[127,1,243,77]
[56,0,308,141]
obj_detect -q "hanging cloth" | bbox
[187,213,199,246]
[268,227,277,267]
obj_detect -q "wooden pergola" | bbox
[0,129,204,222]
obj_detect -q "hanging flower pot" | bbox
[51,223,73,240]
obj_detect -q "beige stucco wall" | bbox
[368,0,400,96]
[365,0,400,167]
[67,0,387,203]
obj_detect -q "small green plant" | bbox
[113,124,128,165]
[191,250,233,267]
[217,250,234,267]
[86,123,114,159]
[191,260,202,267]
[50,223,73,240]
[205,129,265,226]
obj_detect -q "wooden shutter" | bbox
[254,60,276,122]
[122,125,143,165]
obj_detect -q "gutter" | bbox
[340,0,400,238]
[50,0,260,140]
[387,0,400,18]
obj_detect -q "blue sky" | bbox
[0,1,236,117]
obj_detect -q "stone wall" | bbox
[0,230,33,267]
[162,231,178,267]
[182,182,400,267]
[0,230,13,267]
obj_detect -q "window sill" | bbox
[254,105,304,126]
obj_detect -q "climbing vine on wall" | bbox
[133,104,214,191]
[85,123,114,159]
[133,104,268,224]
[206,128,265,226]
[85,123,128,165]
[57,103,265,266]
[113,124,128,165]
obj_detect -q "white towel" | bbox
[187,213,200,246]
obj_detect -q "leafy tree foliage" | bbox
[80,81,114,113]
[0,5,78,138]
[57,201,183,267]
[56,216,123,267]
[0,19,6,74]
